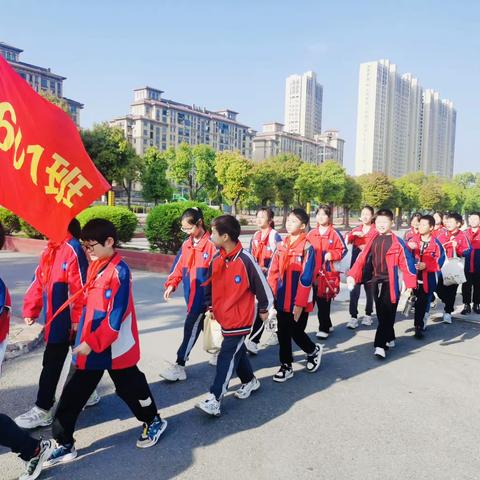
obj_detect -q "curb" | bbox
[4,318,44,361]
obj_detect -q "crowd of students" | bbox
[0,203,478,479]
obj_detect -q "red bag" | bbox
[316,269,340,301]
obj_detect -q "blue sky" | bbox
[2,0,478,174]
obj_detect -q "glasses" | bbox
[83,241,100,252]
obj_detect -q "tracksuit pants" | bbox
[373,281,398,349]
[462,272,480,305]
[277,310,316,365]
[349,282,374,318]
[248,309,266,345]
[176,310,206,366]
[414,283,432,331]
[0,413,40,461]
[52,366,158,446]
[437,277,458,314]
[210,335,254,400]
[316,297,332,333]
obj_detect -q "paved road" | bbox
[1,252,480,480]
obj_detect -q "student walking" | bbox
[0,223,11,374]
[461,212,480,315]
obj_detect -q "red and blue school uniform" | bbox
[307,226,347,334]
[462,228,480,306]
[267,234,317,365]
[404,227,418,243]
[165,232,217,366]
[348,232,417,349]
[52,253,160,447]
[0,278,11,372]
[204,242,273,400]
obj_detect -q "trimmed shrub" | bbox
[77,206,138,244]
[146,201,220,253]
[0,208,21,234]
[239,217,249,226]
[19,219,45,239]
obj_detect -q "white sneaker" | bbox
[209,352,219,366]
[263,333,278,346]
[159,363,187,382]
[346,317,359,329]
[85,389,101,408]
[361,315,373,326]
[386,340,396,348]
[316,331,329,339]
[19,439,55,480]
[374,347,386,359]
[329,326,334,333]
[195,393,221,417]
[443,313,452,324]
[423,313,430,329]
[245,339,259,355]
[15,406,53,429]
[234,377,261,399]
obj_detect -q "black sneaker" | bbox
[273,364,294,383]
[414,327,424,339]
[461,304,471,315]
[474,304,480,314]
[306,343,323,373]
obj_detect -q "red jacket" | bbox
[409,234,446,293]
[346,224,377,265]
[464,228,480,274]
[348,232,417,303]
[23,236,88,344]
[267,235,315,313]
[436,229,471,259]
[404,227,418,243]
[250,228,282,270]
[204,243,274,336]
[432,227,447,239]
[307,225,347,299]
[0,277,11,343]
[165,232,217,313]
[74,253,140,370]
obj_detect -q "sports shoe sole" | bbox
[306,345,323,373]
[273,372,294,383]
[136,420,168,449]
[15,418,54,429]
[234,380,261,399]
[195,404,221,417]
[159,373,187,382]
[44,450,78,468]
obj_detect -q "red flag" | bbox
[0,55,110,242]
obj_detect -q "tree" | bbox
[39,91,69,113]
[357,173,397,209]
[442,181,465,213]
[166,143,218,200]
[114,154,144,208]
[463,186,480,214]
[341,175,362,228]
[317,160,347,207]
[141,147,172,205]
[294,163,322,208]
[215,151,252,215]
[418,179,448,211]
[453,172,476,189]
[270,154,302,225]
[249,161,278,206]
[81,123,133,184]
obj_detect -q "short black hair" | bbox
[289,208,310,227]
[410,212,422,222]
[211,215,241,242]
[0,222,5,250]
[376,208,394,221]
[447,212,463,224]
[361,205,374,215]
[420,214,435,228]
[81,219,119,246]
[68,218,82,239]
[315,204,332,218]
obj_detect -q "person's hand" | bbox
[324,252,332,262]
[164,285,174,301]
[408,241,417,250]
[72,341,92,356]
[24,317,35,326]
[404,288,413,296]
[416,262,426,271]
[346,276,355,291]
[259,311,269,322]
[293,305,303,322]
[451,240,458,248]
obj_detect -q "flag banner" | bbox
[0,55,110,242]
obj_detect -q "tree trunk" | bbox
[282,205,288,228]
[344,206,350,228]
[232,198,238,216]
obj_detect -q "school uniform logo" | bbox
[329,239,333,244]
[105,289,112,299]
[266,246,271,251]
[62,262,68,271]
[234,275,242,284]
[296,256,302,262]
[203,252,209,259]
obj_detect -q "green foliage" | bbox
[270,154,302,208]
[442,181,465,213]
[145,201,220,253]
[418,179,448,211]
[342,176,362,210]
[19,219,45,239]
[357,173,397,209]
[294,163,322,208]
[0,207,21,234]
[250,162,278,206]
[39,91,69,114]
[77,206,138,243]
[317,160,347,205]
[463,186,480,214]
[141,147,173,204]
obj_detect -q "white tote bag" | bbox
[203,311,223,354]
[441,250,466,286]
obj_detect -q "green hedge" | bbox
[77,206,138,244]
[146,201,220,254]
[0,208,21,235]
[19,219,45,239]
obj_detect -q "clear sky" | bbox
[2,0,478,174]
